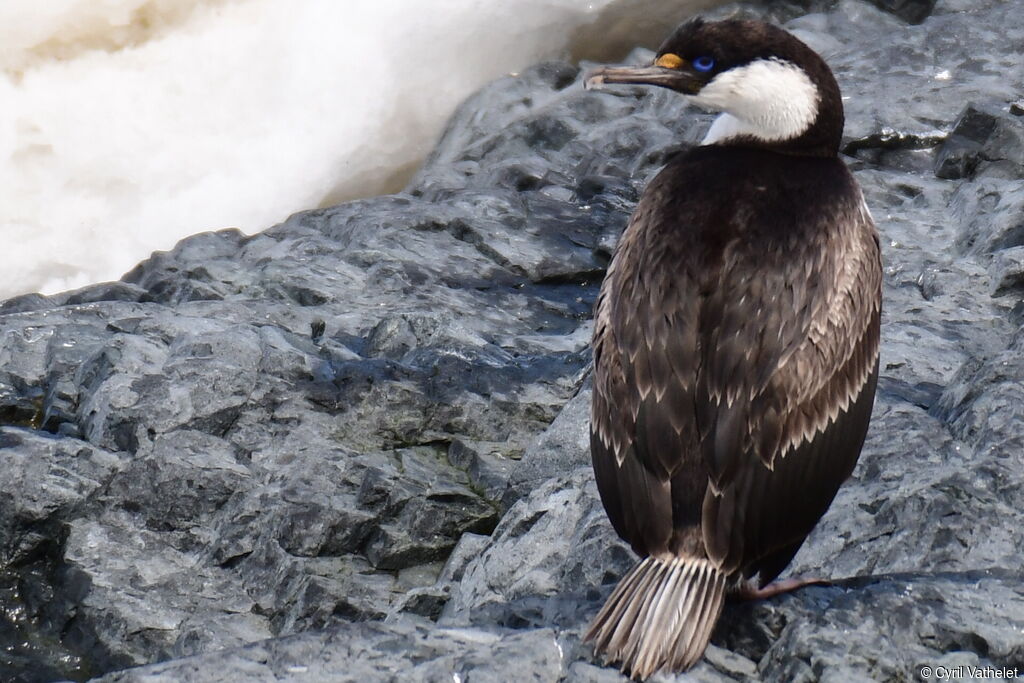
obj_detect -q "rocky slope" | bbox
[1,0,1022,680]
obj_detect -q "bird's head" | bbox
[585,18,843,156]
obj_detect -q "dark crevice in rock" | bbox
[866,0,937,23]
[0,404,43,431]
[935,103,1024,181]
[877,376,943,410]
[843,128,946,156]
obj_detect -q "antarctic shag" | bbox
[584,18,882,678]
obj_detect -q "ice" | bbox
[2,0,672,299]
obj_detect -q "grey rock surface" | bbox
[2,0,1023,681]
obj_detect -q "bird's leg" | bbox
[731,576,831,601]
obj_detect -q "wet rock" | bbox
[447,439,516,502]
[867,0,937,23]
[0,428,124,566]
[951,176,1024,254]
[2,0,1023,680]
[935,103,1024,180]
[444,468,632,621]
[59,516,272,669]
[360,448,500,570]
[502,383,592,508]
[790,0,1024,151]
[93,617,571,683]
[719,570,1024,681]
[101,430,254,536]
[989,246,1024,297]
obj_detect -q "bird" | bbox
[583,17,882,678]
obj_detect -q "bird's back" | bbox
[591,144,881,568]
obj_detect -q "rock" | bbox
[935,103,1024,180]
[866,0,937,23]
[447,439,516,502]
[989,246,1024,297]
[0,293,55,316]
[444,468,632,622]
[718,570,1024,681]
[92,617,571,683]
[502,380,592,508]
[62,282,149,307]
[2,0,1023,680]
[59,516,272,670]
[0,428,124,566]
[951,176,1024,253]
[794,1,1024,153]
[100,430,254,535]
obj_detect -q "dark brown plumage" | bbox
[584,18,882,678]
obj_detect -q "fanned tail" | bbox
[584,555,727,679]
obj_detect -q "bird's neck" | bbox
[700,113,760,145]
[700,110,842,157]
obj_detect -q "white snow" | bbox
[0,0,716,299]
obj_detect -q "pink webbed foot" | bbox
[731,576,832,602]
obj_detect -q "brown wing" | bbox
[590,197,700,555]
[699,197,882,579]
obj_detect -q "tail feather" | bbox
[585,556,727,679]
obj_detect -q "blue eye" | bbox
[693,55,715,72]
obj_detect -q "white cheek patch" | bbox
[690,58,819,145]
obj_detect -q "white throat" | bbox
[690,58,819,145]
